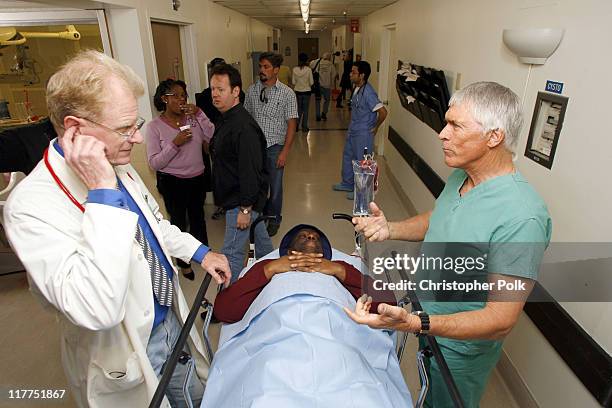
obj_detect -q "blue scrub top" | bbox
[348,82,382,134]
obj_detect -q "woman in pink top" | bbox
[145,79,214,280]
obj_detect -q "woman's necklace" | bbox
[162,112,183,128]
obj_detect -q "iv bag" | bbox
[352,158,378,216]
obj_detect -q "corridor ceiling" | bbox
[212,0,397,31]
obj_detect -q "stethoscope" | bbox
[351,84,366,110]
[44,146,157,221]
[43,147,85,213]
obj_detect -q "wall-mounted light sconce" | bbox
[502,28,564,65]
[172,0,181,11]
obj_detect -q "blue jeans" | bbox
[264,144,284,224]
[315,87,331,118]
[340,130,374,188]
[221,207,274,282]
[296,92,311,130]
[146,311,204,408]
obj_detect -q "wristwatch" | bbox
[239,207,251,215]
[411,310,430,336]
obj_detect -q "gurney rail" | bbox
[149,273,213,408]
[393,251,465,408]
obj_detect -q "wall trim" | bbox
[525,290,612,407]
[388,126,445,198]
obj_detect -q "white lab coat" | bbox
[3,140,209,408]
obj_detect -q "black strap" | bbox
[313,58,321,72]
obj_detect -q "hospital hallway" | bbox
[0,100,519,408]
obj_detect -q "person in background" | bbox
[209,63,273,282]
[146,79,215,280]
[195,57,246,221]
[336,50,353,109]
[277,63,292,87]
[310,52,336,121]
[292,52,314,133]
[332,61,387,200]
[0,118,57,175]
[244,52,298,238]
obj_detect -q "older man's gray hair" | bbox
[449,81,523,149]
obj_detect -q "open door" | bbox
[376,24,396,157]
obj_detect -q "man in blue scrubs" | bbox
[332,61,387,199]
[346,82,552,407]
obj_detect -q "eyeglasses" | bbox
[164,93,187,100]
[84,116,146,140]
[259,87,268,104]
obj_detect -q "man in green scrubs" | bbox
[345,81,552,407]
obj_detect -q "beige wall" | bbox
[363,0,612,406]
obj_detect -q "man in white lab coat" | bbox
[3,50,230,408]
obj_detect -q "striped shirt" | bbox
[244,79,298,147]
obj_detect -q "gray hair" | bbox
[449,81,523,149]
[46,50,144,132]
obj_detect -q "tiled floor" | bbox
[0,99,519,407]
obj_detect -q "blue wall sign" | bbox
[545,80,564,94]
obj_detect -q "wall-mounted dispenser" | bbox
[502,28,564,65]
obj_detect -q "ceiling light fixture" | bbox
[300,0,310,23]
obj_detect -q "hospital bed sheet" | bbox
[203,266,412,408]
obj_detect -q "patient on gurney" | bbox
[202,224,413,408]
[213,224,396,323]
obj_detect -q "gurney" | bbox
[150,214,465,408]
[202,248,412,407]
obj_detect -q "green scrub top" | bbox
[419,168,552,407]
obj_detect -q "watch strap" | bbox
[411,310,430,336]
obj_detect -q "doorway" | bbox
[376,25,396,156]
[298,37,319,62]
[151,21,184,82]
